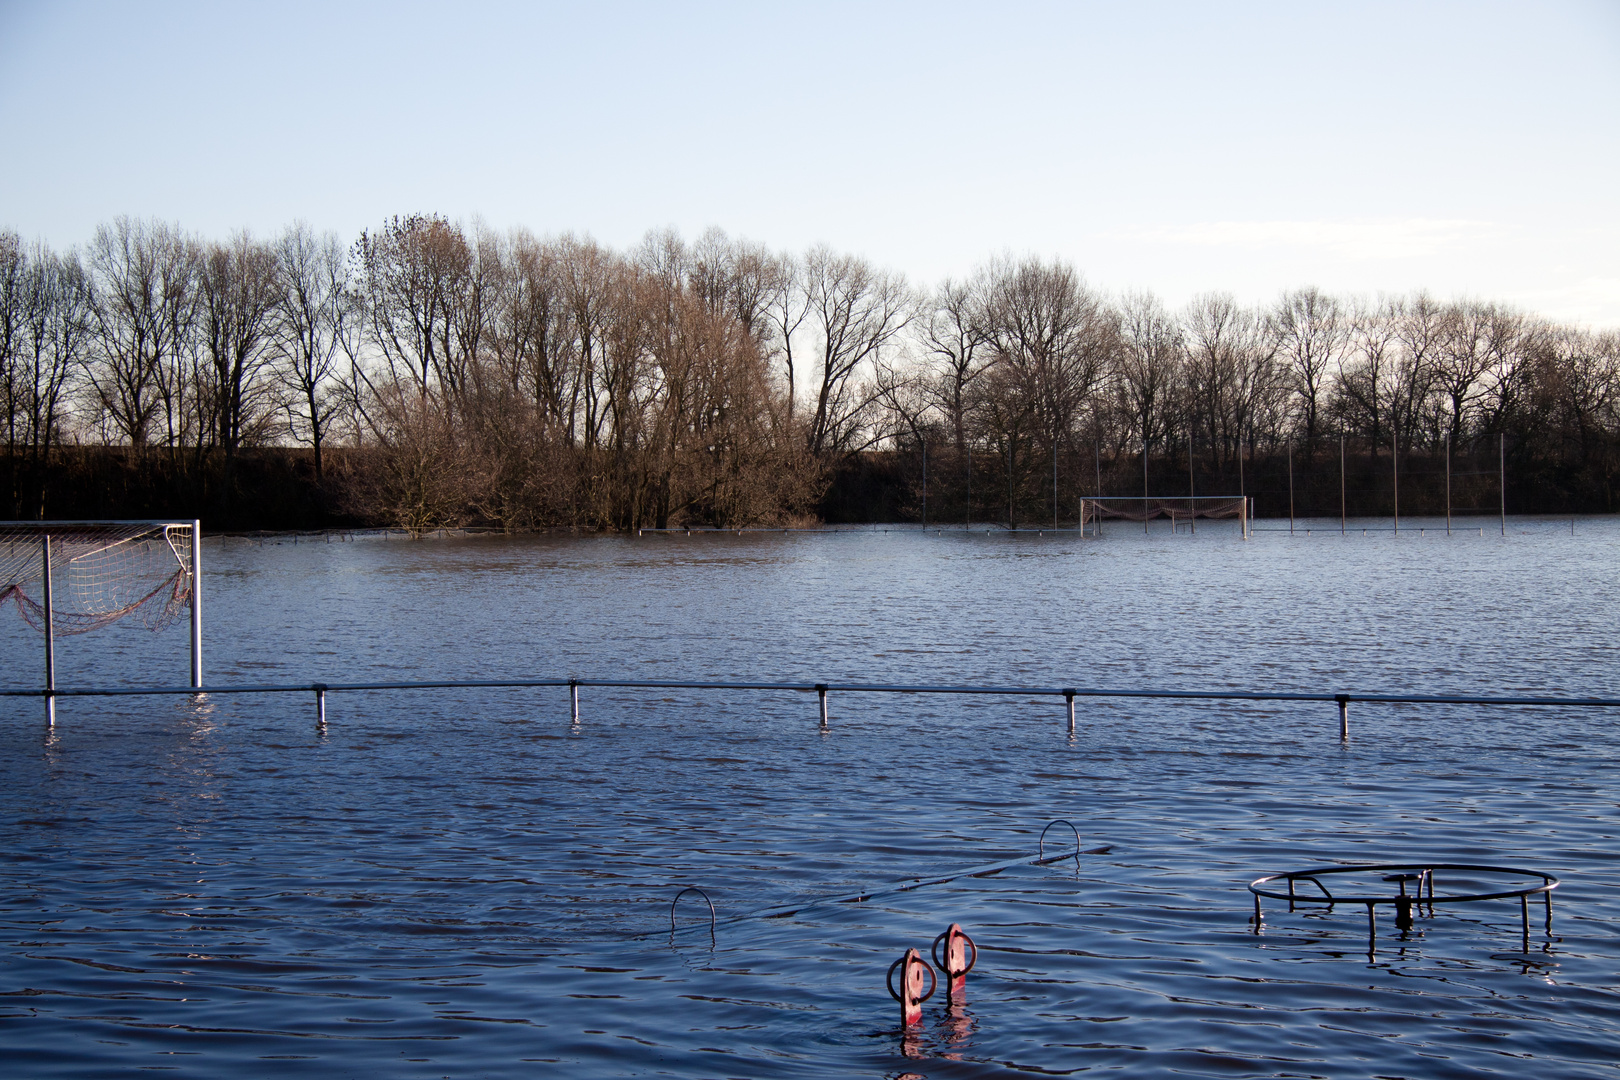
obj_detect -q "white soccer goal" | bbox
[1080,497,1252,539]
[0,520,202,721]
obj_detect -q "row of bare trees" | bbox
[3,215,1617,527]
[881,270,1619,520]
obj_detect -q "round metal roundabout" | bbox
[1248,862,1559,954]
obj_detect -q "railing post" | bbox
[570,679,580,725]
[1337,694,1349,741]
[816,683,828,730]
[41,534,55,728]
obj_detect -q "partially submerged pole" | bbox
[817,684,829,730]
[1065,690,1075,736]
[190,520,202,689]
[921,439,927,527]
[1238,434,1247,536]
[1392,426,1400,536]
[1094,440,1103,538]
[570,679,580,725]
[42,535,54,727]
[1337,695,1348,741]
[1287,438,1295,536]
[1142,441,1150,534]
[1006,443,1015,530]
[1500,432,1506,536]
[1446,434,1452,536]
[1187,432,1196,535]
[1339,434,1346,535]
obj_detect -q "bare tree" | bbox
[1183,293,1279,465]
[355,214,478,404]
[919,274,993,457]
[1114,290,1183,456]
[84,217,200,448]
[1273,286,1348,447]
[0,232,25,450]
[763,250,807,422]
[1333,296,1402,452]
[802,245,914,455]
[197,231,283,470]
[275,222,355,479]
[1432,300,1510,445]
[2,238,91,515]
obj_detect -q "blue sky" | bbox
[2,0,1617,323]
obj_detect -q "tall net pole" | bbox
[1094,440,1103,538]
[42,535,55,727]
[190,520,202,689]
[1188,433,1196,536]
[1392,425,1399,536]
[1287,438,1295,536]
[1052,438,1058,530]
[1340,434,1346,535]
[1499,433,1506,536]
[921,441,927,527]
[1238,432,1246,504]
[1007,443,1015,531]
[1446,434,1452,536]
[1142,441,1150,534]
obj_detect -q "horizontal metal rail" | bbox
[3,676,1616,709]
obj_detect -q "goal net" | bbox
[1081,497,1250,531]
[0,522,196,636]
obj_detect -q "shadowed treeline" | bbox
[2,217,1616,530]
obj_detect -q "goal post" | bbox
[0,520,202,720]
[1081,497,1250,540]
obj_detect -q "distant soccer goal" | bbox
[1080,497,1251,538]
[0,520,202,720]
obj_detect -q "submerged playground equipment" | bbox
[665,823,1564,1031]
[1250,862,1560,957]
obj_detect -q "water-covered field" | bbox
[2,517,1617,1077]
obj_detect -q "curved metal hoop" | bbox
[1249,863,1558,908]
[670,885,716,941]
[1039,819,1082,869]
[886,954,937,1005]
[932,928,977,977]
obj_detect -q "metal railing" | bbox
[6,675,1618,738]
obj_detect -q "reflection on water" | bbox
[2,518,1618,1077]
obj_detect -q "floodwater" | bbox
[2,516,1618,1078]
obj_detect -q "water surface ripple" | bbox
[2,517,1617,1077]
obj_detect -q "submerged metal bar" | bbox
[1337,695,1348,740]
[682,842,1106,932]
